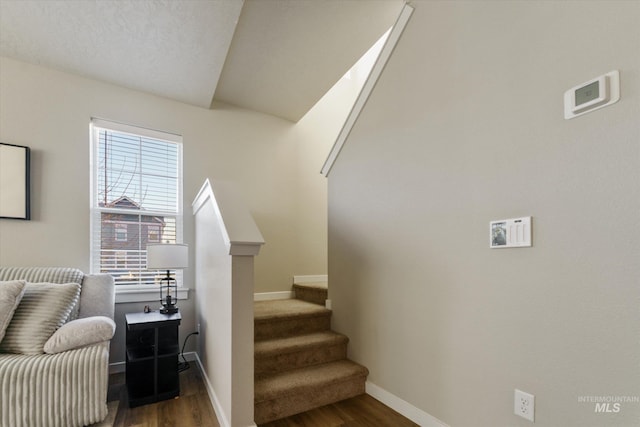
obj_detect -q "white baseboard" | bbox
[192,353,232,427]
[254,275,327,301]
[254,291,293,301]
[293,274,327,284]
[366,381,449,427]
[192,353,257,427]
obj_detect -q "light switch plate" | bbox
[490,217,532,248]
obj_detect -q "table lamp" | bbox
[146,243,188,314]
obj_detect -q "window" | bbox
[90,119,183,287]
[115,224,128,242]
[148,225,160,243]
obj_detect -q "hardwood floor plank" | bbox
[157,398,180,427]
[171,394,218,427]
[257,394,419,427]
[124,402,159,427]
[110,366,220,427]
[110,367,414,427]
[179,367,200,397]
[195,392,220,426]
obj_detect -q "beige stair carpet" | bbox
[254,297,368,424]
[292,282,328,306]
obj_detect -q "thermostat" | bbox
[564,70,620,119]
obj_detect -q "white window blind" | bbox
[90,119,183,286]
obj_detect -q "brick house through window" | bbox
[100,196,171,284]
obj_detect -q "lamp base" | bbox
[160,305,179,314]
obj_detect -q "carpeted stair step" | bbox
[254,359,369,424]
[254,299,331,341]
[255,331,348,378]
[292,282,328,306]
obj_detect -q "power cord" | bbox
[178,331,199,372]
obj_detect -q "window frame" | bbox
[148,225,160,243]
[114,223,128,242]
[89,118,187,303]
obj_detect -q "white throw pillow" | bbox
[0,280,27,344]
[0,282,81,354]
[44,316,115,354]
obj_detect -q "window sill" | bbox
[115,285,189,304]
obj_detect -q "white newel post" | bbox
[192,179,264,427]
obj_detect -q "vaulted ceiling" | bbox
[0,0,403,122]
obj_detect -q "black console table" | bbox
[125,310,181,407]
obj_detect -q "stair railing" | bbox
[321,3,414,177]
[192,178,265,427]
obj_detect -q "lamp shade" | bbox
[147,244,189,269]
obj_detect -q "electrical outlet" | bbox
[514,389,535,422]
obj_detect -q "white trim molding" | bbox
[192,179,264,256]
[366,381,449,427]
[254,291,294,301]
[115,285,189,304]
[293,275,328,284]
[194,353,257,427]
[321,3,414,176]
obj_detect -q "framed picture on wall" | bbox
[0,142,31,220]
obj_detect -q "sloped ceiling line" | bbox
[322,4,414,176]
[0,0,404,121]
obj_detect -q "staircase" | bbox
[254,283,368,424]
[292,281,329,306]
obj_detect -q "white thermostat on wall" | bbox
[564,70,620,119]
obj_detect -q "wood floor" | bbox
[107,367,418,427]
[108,368,219,427]
[257,394,419,427]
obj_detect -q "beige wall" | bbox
[292,34,391,276]
[0,56,332,362]
[293,71,362,276]
[328,1,640,427]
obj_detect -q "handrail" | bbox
[192,178,265,255]
[192,178,263,426]
[321,3,414,177]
